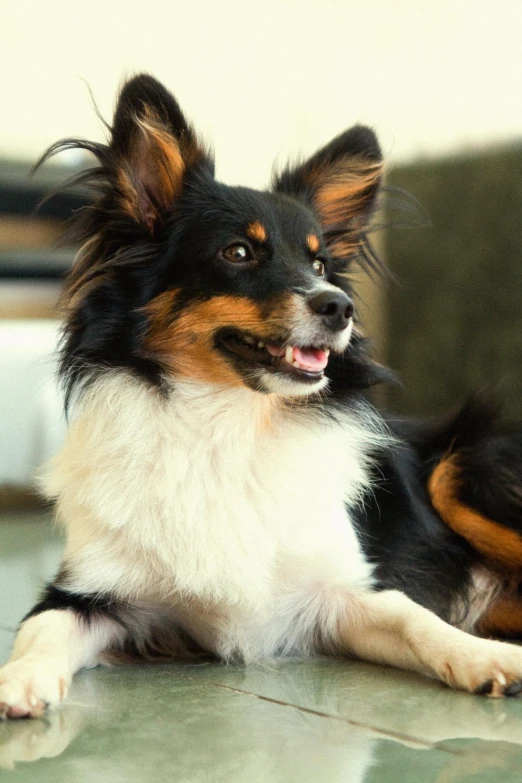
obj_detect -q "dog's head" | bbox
[50,75,384,401]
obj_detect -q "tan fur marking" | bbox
[306,233,320,254]
[113,107,187,233]
[145,287,181,328]
[144,292,300,387]
[116,168,142,224]
[62,116,192,310]
[246,221,267,243]
[428,457,522,568]
[328,237,361,259]
[135,111,186,208]
[479,595,522,637]
[64,270,109,316]
[118,105,204,228]
[311,159,383,229]
[60,237,109,314]
[145,294,264,386]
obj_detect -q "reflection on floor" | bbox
[2,513,522,782]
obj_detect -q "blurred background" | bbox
[0,0,520,504]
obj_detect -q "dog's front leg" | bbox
[340,590,522,696]
[0,609,125,719]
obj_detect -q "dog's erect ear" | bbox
[273,126,383,263]
[110,74,212,232]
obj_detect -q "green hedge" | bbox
[384,145,522,418]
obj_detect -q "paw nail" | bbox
[505,681,522,697]
[474,679,493,695]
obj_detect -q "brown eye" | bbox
[222,244,252,263]
[312,259,326,278]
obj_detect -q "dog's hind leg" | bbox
[0,585,127,720]
[339,589,522,696]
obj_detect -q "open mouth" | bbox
[217,328,331,382]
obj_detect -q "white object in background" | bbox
[0,320,65,487]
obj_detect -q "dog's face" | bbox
[144,183,358,396]
[59,75,383,398]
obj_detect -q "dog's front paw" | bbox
[440,638,522,697]
[0,658,69,720]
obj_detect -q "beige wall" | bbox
[1,0,520,187]
[1,0,520,340]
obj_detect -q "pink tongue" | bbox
[291,346,328,371]
[266,344,329,372]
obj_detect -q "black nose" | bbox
[307,290,354,332]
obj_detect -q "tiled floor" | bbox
[2,513,522,781]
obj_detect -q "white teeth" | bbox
[285,345,294,364]
[257,341,265,349]
[324,349,330,357]
[292,360,301,368]
[243,336,256,345]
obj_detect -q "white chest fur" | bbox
[43,376,384,654]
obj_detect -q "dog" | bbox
[1,74,522,720]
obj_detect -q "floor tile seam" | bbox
[173,673,464,755]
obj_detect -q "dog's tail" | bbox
[427,397,522,565]
[425,397,522,635]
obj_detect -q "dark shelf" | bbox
[0,159,92,219]
[0,250,73,280]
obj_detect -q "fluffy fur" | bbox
[2,74,522,719]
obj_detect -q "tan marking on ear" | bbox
[143,292,302,387]
[428,457,522,568]
[246,221,267,243]
[116,168,142,224]
[479,594,522,637]
[306,233,320,254]
[135,110,186,207]
[313,159,383,227]
[116,105,201,230]
[327,237,361,260]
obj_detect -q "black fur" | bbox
[355,428,476,621]
[22,584,127,628]
[23,583,208,659]
[444,401,522,535]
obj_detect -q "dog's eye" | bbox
[312,259,326,278]
[221,244,253,264]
